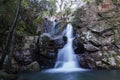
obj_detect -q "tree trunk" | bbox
[0,0,22,70]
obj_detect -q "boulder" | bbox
[108,57,116,66]
[84,43,100,52]
[79,53,96,69]
[89,39,101,47]
[90,51,102,61]
[26,61,40,72]
[89,21,112,33]
[23,36,38,49]
[102,29,114,37]
[114,37,120,49]
[14,49,32,65]
[95,61,109,69]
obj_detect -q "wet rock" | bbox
[79,53,96,69]
[39,33,51,54]
[39,33,64,56]
[102,29,114,37]
[95,61,102,67]
[52,36,66,49]
[23,36,38,49]
[73,0,120,69]
[86,58,96,69]
[89,39,101,47]
[40,33,51,40]
[116,45,120,49]
[81,30,93,41]
[14,49,32,65]
[80,30,101,46]
[84,43,100,52]
[47,51,57,58]
[90,51,102,61]
[115,55,120,67]
[114,39,120,49]
[109,50,117,55]
[26,61,40,72]
[20,61,40,72]
[89,21,112,34]
[74,42,85,54]
[101,36,114,46]
[95,61,109,69]
[108,57,116,66]
[115,56,120,62]
[101,49,120,68]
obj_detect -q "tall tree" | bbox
[0,0,22,70]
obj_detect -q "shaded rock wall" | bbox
[10,17,68,72]
[73,0,120,69]
[11,0,120,70]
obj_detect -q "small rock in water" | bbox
[27,61,40,71]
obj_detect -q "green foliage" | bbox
[65,7,71,15]
[16,0,52,36]
[0,0,17,28]
[0,0,18,48]
[33,15,43,25]
[16,20,26,35]
[48,0,56,16]
[21,0,29,9]
[83,0,91,3]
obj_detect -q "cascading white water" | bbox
[43,24,86,73]
[54,24,79,69]
[50,21,56,35]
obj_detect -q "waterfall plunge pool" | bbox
[17,24,120,80]
[18,70,120,80]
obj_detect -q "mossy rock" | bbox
[26,61,40,72]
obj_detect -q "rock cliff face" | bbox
[73,0,120,69]
[35,0,120,69]
[11,0,120,71]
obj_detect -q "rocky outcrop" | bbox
[21,61,40,72]
[73,0,120,69]
[7,17,68,72]
[10,0,120,70]
[23,36,38,49]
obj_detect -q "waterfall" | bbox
[43,24,86,73]
[50,21,56,35]
[44,18,56,35]
[55,24,79,68]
